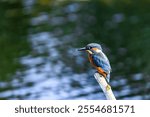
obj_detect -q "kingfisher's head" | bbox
[78,43,102,54]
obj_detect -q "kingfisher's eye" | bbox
[87,46,92,50]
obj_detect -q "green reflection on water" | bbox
[0,0,31,81]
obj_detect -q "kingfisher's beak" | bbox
[78,47,93,54]
[77,47,86,51]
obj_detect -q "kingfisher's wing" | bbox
[91,54,111,74]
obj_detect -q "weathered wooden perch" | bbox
[94,72,116,100]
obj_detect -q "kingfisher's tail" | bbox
[106,73,110,83]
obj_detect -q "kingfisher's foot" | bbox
[95,71,104,77]
[95,71,110,85]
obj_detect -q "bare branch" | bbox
[94,72,116,100]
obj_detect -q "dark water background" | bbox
[0,0,150,100]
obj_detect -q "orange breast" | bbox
[88,54,94,66]
[88,54,107,78]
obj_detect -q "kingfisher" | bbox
[78,43,111,82]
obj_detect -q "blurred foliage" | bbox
[0,0,31,81]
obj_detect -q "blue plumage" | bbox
[92,54,111,73]
[91,54,111,82]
